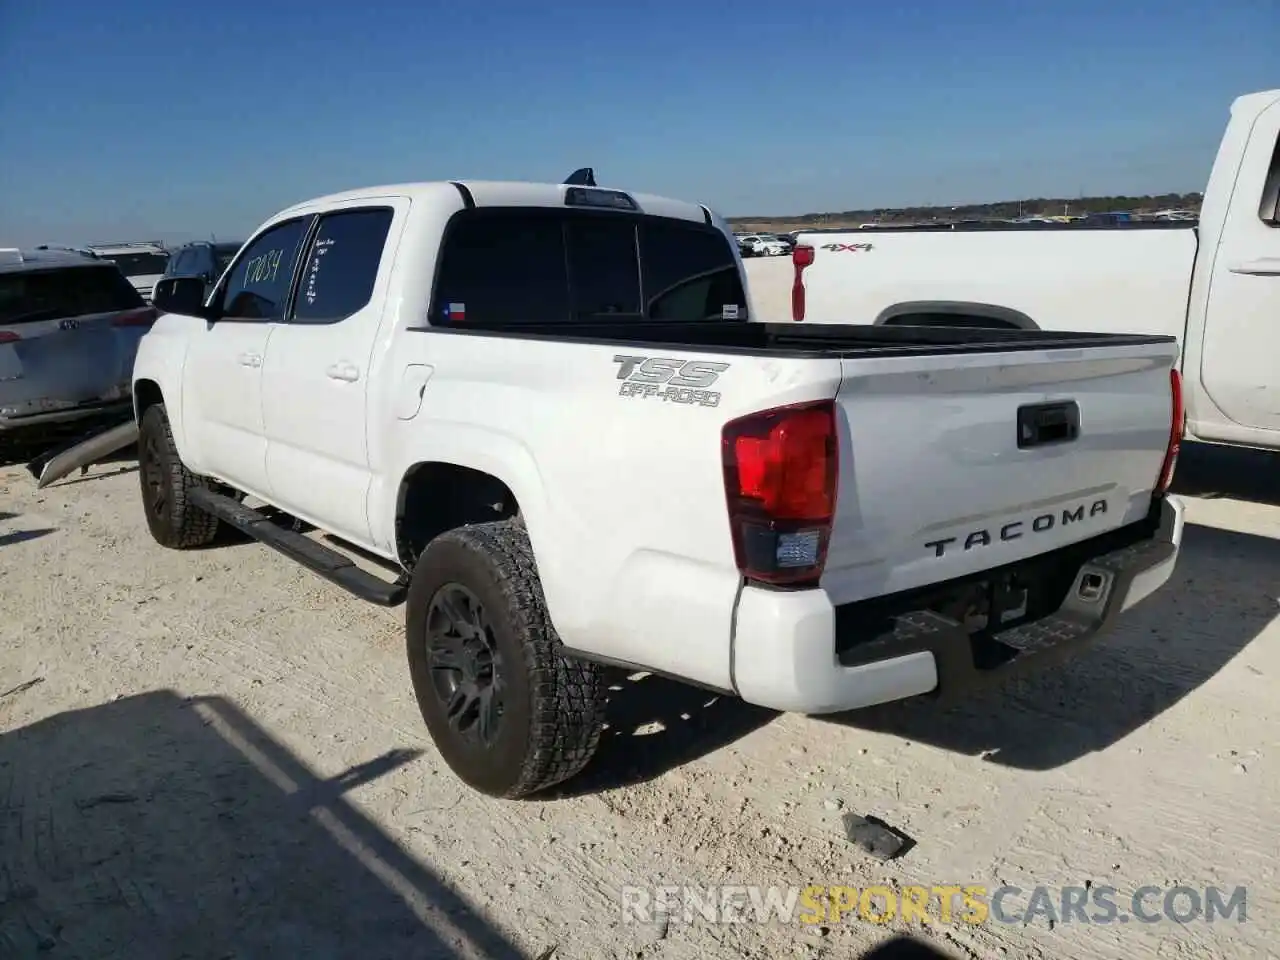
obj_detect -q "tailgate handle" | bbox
[1017,401,1079,448]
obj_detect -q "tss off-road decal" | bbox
[612,355,729,408]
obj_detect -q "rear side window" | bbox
[1260,130,1280,225]
[220,218,310,320]
[432,215,569,325]
[292,208,394,324]
[431,210,747,326]
[641,220,747,321]
[0,265,144,324]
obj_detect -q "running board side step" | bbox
[187,487,408,607]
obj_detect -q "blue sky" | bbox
[1,0,1275,245]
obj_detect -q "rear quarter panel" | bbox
[370,328,844,692]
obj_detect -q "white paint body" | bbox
[133,179,1184,714]
[794,90,1280,452]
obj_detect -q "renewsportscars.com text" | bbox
[620,884,1248,926]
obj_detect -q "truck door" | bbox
[260,201,403,549]
[1200,95,1280,432]
[182,216,312,496]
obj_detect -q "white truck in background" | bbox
[790,89,1280,453]
[132,175,1184,799]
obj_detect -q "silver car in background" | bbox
[0,247,156,453]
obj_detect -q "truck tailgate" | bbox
[822,340,1178,606]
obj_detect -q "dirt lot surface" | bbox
[2,267,1277,959]
[745,254,802,321]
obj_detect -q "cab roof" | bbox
[276,180,715,226]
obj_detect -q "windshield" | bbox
[0,265,145,324]
[102,252,169,277]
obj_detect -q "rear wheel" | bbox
[137,404,220,549]
[405,519,605,798]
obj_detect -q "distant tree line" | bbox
[730,192,1204,226]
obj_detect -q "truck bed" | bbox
[418,318,1177,357]
[413,315,1180,609]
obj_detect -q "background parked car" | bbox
[0,247,155,454]
[160,239,244,303]
[738,233,789,256]
[85,241,170,302]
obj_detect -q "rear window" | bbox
[431,209,747,326]
[101,252,169,277]
[0,265,145,324]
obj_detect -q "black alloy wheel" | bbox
[424,583,504,747]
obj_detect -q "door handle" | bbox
[1228,257,1280,276]
[237,352,262,368]
[326,361,360,382]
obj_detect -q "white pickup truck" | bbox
[133,175,1185,798]
[790,89,1280,453]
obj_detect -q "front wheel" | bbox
[405,519,605,798]
[137,403,220,549]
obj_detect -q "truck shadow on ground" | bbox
[565,443,1280,785]
[549,672,776,796]
[819,444,1279,770]
[0,691,526,959]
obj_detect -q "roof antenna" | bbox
[563,167,596,187]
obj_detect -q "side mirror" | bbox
[152,276,212,318]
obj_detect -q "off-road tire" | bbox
[405,519,606,798]
[137,403,220,549]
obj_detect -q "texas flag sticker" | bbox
[443,302,466,322]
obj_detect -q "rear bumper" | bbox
[731,495,1185,714]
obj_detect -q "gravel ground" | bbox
[1,261,1276,959]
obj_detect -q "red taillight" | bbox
[0,331,19,344]
[722,399,838,586]
[791,245,815,322]
[1157,368,1184,494]
[112,307,157,327]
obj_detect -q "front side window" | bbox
[219,219,310,320]
[431,210,746,326]
[0,265,144,324]
[291,208,394,324]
